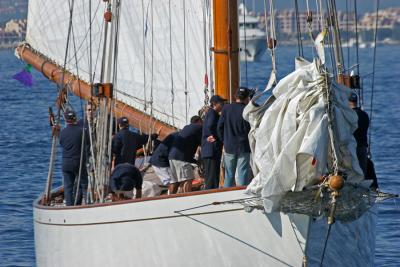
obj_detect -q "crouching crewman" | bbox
[109,163,143,200]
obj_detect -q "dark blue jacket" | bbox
[60,124,89,172]
[201,108,223,159]
[169,123,202,163]
[217,102,251,154]
[110,163,143,191]
[150,132,177,168]
[112,128,154,166]
[353,107,369,147]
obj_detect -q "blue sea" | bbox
[0,46,399,266]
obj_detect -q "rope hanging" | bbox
[141,0,148,111]
[168,0,175,126]
[202,0,210,108]
[242,0,248,87]
[294,0,304,57]
[183,0,189,123]
[368,0,380,155]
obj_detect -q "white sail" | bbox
[116,0,212,128]
[26,0,105,84]
[25,0,213,129]
[244,58,364,212]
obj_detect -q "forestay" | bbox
[244,58,364,212]
[25,0,213,129]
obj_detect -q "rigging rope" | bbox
[168,0,175,126]
[319,223,332,267]
[141,0,148,111]
[150,0,154,120]
[43,0,76,205]
[354,0,360,75]
[345,0,350,72]
[183,0,189,123]
[202,0,210,107]
[207,0,214,96]
[294,0,304,57]
[242,0,248,87]
[368,0,380,155]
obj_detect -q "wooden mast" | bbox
[16,46,176,139]
[212,0,239,103]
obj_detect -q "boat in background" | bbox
[238,3,267,62]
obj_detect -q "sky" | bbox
[244,0,399,13]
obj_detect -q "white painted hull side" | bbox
[239,36,266,62]
[34,190,309,267]
[34,189,377,267]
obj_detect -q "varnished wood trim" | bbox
[34,186,246,210]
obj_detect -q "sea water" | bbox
[0,46,399,266]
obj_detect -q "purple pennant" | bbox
[12,64,33,87]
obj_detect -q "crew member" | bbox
[150,132,177,186]
[110,163,143,200]
[349,92,370,175]
[201,95,225,189]
[169,116,203,193]
[112,117,158,167]
[59,110,89,206]
[77,102,95,130]
[217,87,251,187]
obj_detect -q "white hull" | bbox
[239,36,266,62]
[34,188,376,267]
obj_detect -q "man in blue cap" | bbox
[217,87,251,187]
[112,116,158,167]
[201,95,225,189]
[349,92,370,175]
[59,110,89,206]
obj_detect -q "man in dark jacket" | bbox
[349,92,370,175]
[217,87,251,187]
[109,163,143,200]
[60,110,89,206]
[169,116,203,193]
[150,132,177,186]
[201,95,225,189]
[112,117,157,167]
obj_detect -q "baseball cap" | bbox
[210,95,226,104]
[348,92,358,103]
[236,87,250,99]
[64,110,77,122]
[118,116,129,126]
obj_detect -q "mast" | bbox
[212,0,239,102]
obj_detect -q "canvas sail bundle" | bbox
[244,58,364,212]
[25,0,213,129]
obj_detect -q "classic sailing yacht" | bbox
[238,3,267,62]
[15,0,393,266]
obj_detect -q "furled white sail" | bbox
[25,0,213,129]
[244,58,364,212]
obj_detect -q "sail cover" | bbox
[25,0,213,129]
[244,59,364,212]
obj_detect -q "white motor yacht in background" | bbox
[239,3,267,62]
